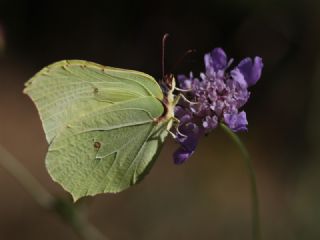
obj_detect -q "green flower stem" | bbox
[0,144,54,207]
[0,144,108,240]
[220,124,261,240]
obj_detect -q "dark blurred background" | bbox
[1,0,320,239]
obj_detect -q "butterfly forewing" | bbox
[24,60,163,142]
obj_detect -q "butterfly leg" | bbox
[167,116,188,140]
[173,93,198,106]
[174,87,192,92]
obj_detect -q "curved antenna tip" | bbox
[162,33,170,78]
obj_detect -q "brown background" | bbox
[1,0,320,239]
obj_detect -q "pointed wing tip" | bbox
[71,193,83,203]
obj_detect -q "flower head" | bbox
[173,48,263,164]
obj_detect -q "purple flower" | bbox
[173,48,263,164]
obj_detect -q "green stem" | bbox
[220,124,261,240]
[0,144,54,207]
[0,144,108,240]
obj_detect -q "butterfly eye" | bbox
[165,74,174,88]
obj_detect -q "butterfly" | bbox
[24,38,180,201]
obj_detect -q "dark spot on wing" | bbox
[93,87,99,94]
[94,141,101,150]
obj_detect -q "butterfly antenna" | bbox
[162,33,170,79]
[171,49,196,73]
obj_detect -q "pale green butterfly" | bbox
[24,46,181,201]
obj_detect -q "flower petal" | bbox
[177,72,193,89]
[204,48,228,72]
[173,123,203,164]
[202,115,218,132]
[178,123,200,152]
[237,57,263,87]
[173,147,193,164]
[231,68,248,89]
[174,106,192,125]
[223,111,248,132]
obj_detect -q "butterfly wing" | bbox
[24,60,172,201]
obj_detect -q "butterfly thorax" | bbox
[157,74,176,123]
